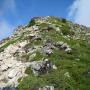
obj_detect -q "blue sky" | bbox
[0,0,90,40]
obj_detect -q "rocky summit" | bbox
[0,16,90,90]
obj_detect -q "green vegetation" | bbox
[0,33,24,53]
[61,18,67,23]
[61,25,71,35]
[0,16,89,90]
[18,75,47,90]
[24,43,31,50]
[32,40,42,45]
[39,23,49,30]
[33,51,43,61]
[28,19,36,27]
[60,24,75,36]
[0,37,21,52]
[18,18,90,89]
[18,38,90,90]
[18,67,78,90]
[25,66,33,75]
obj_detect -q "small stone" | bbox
[32,25,39,31]
[64,72,70,78]
[8,69,18,79]
[87,71,90,76]
[43,86,54,90]
[57,41,64,46]
[65,47,72,52]
[1,65,8,71]
[29,33,35,37]
[53,65,57,70]
[75,58,80,61]
[61,43,68,49]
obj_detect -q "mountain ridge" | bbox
[0,16,90,90]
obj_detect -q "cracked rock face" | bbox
[0,41,31,88]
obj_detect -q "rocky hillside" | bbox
[0,16,90,90]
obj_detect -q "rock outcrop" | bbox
[30,59,57,76]
[0,41,31,88]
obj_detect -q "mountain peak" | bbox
[0,16,90,90]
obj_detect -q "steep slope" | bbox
[0,16,90,90]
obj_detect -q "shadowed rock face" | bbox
[30,59,56,76]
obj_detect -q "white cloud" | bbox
[68,0,90,27]
[0,0,16,40]
[4,0,16,13]
[0,19,15,40]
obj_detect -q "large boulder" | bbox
[30,59,56,76]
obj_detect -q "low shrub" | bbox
[61,18,67,23]
[28,19,35,27]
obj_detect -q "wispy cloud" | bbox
[0,19,14,40]
[3,0,16,12]
[0,0,16,16]
[68,0,90,27]
[0,0,16,40]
